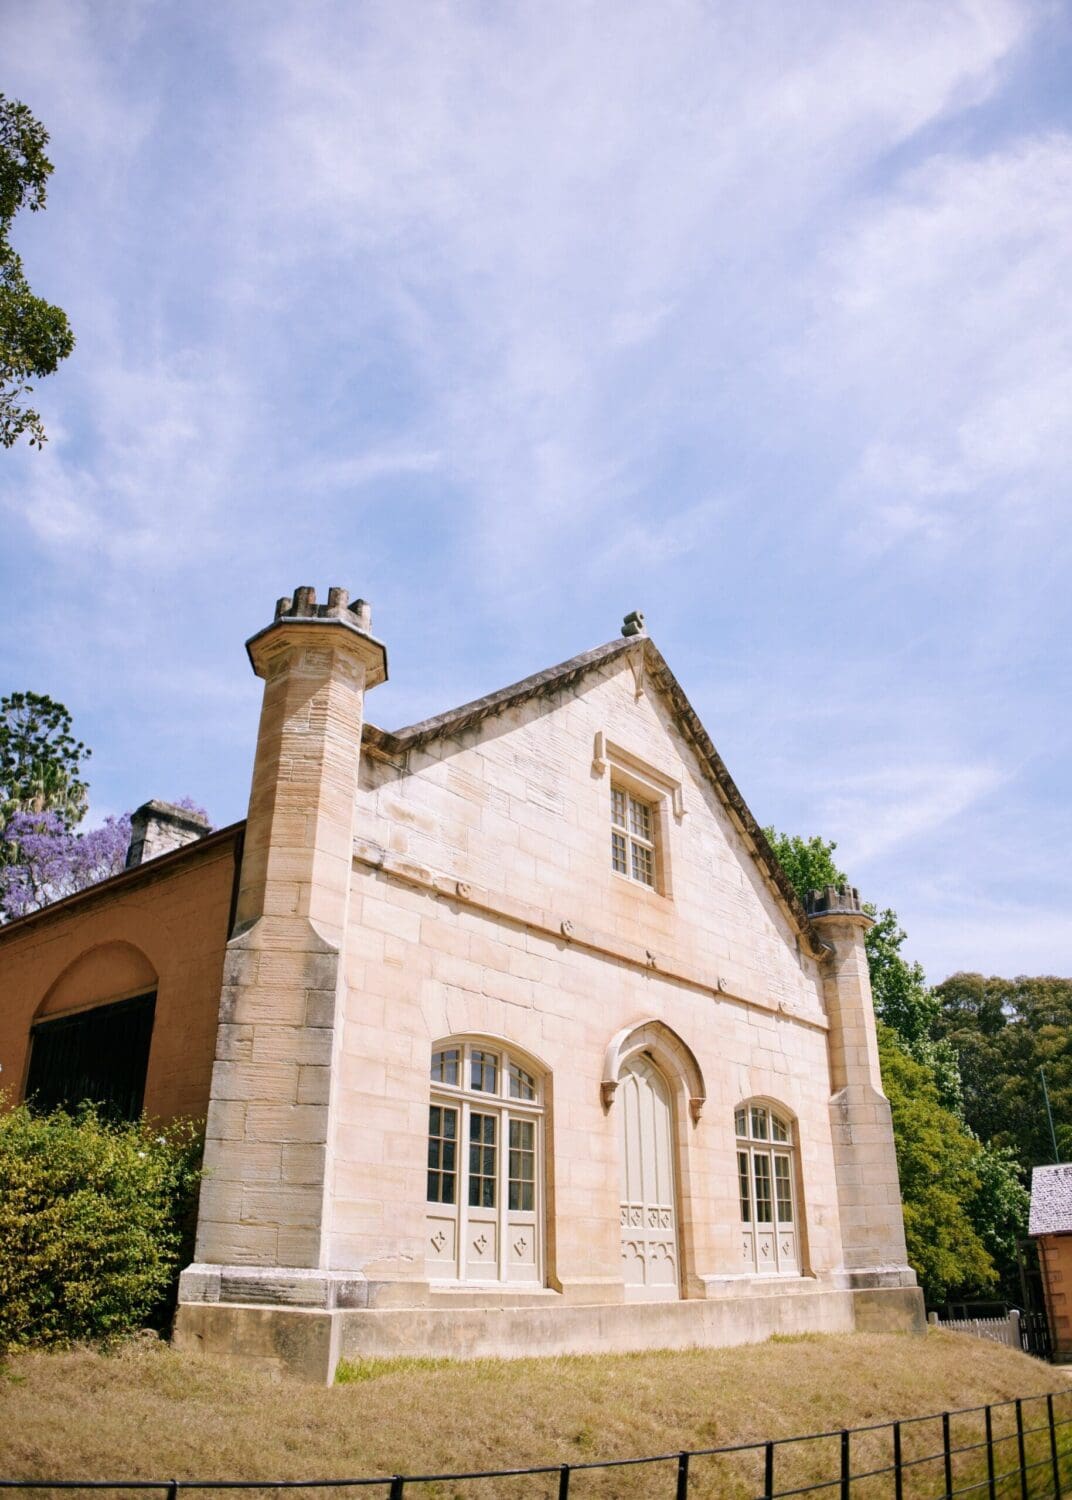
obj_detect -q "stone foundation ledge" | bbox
[698,1272,843,1300]
[178,1264,430,1310]
[173,1282,925,1385]
[826,1265,919,1292]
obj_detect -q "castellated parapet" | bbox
[805,884,866,918]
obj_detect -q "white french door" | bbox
[426,1042,541,1285]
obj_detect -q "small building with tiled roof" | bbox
[1029,1163,1072,1361]
[0,586,924,1380]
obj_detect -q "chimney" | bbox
[126,800,211,868]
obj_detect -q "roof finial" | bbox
[621,610,646,638]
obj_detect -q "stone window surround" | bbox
[735,1096,804,1277]
[592,732,682,899]
[427,1034,547,1287]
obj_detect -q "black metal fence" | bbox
[1019,1312,1054,1363]
[3,1389,1071,1499]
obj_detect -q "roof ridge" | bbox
[364,635,637,755]
[361,633,824,958]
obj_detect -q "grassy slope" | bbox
[1,1331,1069,1498]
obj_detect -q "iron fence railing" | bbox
[2,1388,1070,1498]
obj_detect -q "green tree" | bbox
[762,828,846,903]
[865,907,963,1115]
[933,973,1072,1170]
[766,827,1026,1301]
[0,691,89,835]
[0,95,74,449]
[877,1026,996,1304]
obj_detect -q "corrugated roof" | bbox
[1029,1163,1072,1236]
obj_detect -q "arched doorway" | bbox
[618,1055,679,1300]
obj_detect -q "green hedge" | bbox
[0,1101,202,1352]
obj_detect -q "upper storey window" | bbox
[611,785,656,888]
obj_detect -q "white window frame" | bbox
[611,784,658,889]
[735,1102,800,1276]
[426,1039,544,1286]
[591,733,680,898]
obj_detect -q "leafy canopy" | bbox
[876,1026,996,1304]
[765,825,1028,1302]
[0,1101,202,1351]
[0,94,74,449]
[934,972,1072,1169]
[0,690,90,832]
[761,828,845,903]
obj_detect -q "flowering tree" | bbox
[0,809,132,921]
[0,691,89,834]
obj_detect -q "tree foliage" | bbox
[0,95,74,449]
[934,972,1072,1169]
[762,828,846,903]
[0,690,212,921]
[765,826,1030,1302]
[0,1101,202,1351]
[864,906,963,1115]
[0,690,90,833]
[0,809,131,922]
[876,1026,996,1304]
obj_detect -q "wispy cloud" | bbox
[0,0,1068,981]
[802,134,1072,551]
[818,762,1006,867]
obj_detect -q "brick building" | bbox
[0,587,923,1380]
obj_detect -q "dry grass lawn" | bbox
[1,1330,1069,1499]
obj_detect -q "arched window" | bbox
[735,1103,799,1275]
[426,1039,543,1285]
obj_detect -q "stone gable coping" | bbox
[364,635,828,960]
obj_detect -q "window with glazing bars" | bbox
[611,785,656,887]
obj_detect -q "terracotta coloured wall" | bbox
[0,827,240,1123]
[1039,1233,1072,1361]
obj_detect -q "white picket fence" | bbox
[928,1308,1022,1349]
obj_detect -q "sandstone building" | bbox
[0,587,923,1380]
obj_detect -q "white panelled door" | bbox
[618,1056,680,1300]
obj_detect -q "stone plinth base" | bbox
[173,1280,925,1385]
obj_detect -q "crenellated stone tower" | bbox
[176,587,387,1374]
[806,884,918,1317]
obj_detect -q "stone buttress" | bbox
[806,884,919,1317]
[174,586,386,1377]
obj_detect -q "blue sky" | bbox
[2,0,1070,982]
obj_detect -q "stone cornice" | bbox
[352,835,829,1033]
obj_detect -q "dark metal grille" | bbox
[24,991,156,1122]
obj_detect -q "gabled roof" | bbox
[364,633,825,958]
[1029,1163,1072,1236]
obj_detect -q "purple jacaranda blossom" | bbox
[1,808,132,921]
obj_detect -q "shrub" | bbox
[0,1101,202,1352]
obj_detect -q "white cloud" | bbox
[7,353,250,571]
[817,761,1006,866]
[805,133,1072,550]
[236,0,1033,583]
